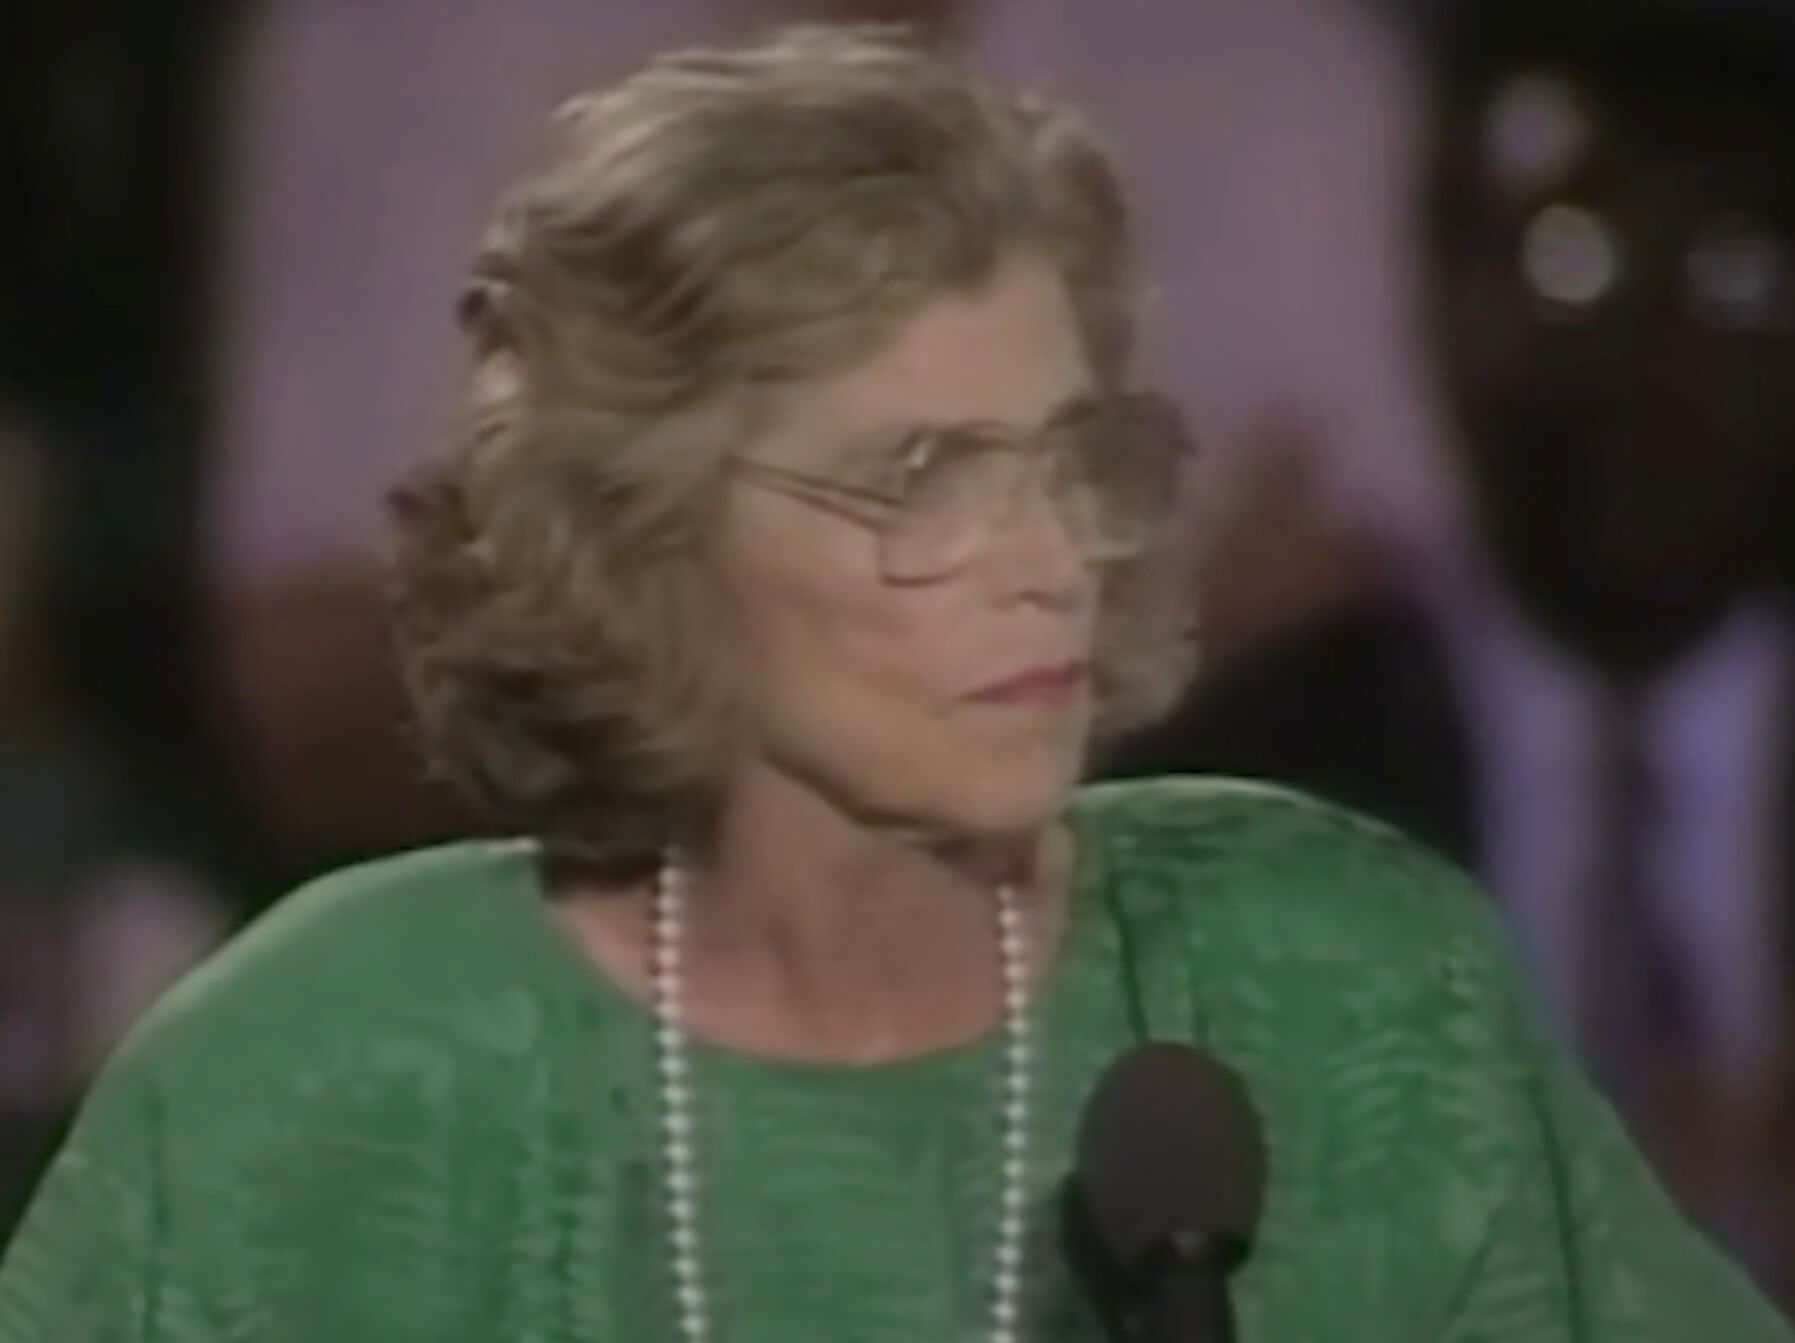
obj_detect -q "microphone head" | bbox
[1064,1042,1267,1297]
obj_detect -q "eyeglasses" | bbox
[728,392,1192,583]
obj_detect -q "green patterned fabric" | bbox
[0,777,1787,1341]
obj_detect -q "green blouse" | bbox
[0,778,1787,1341]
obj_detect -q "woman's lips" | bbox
[967,662,1090,704]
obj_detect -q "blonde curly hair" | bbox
[387,25,1195,863]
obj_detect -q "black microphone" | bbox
[1061,1043,1267,1343]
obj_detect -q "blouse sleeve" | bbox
[1443,951,1793,1342]
[0,1064,216,1342]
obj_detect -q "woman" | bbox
[0,24,1787,1342]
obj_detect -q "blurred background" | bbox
[1,0,1791,1310]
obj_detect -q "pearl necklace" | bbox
[650,853,1035,1343]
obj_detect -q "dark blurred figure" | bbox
[0,1,250,1228]
[0,414,226,1231]
[0,1,260,900]
[0,415,72,1229]
[1106,0,1795,1292]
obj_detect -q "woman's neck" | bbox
[557,766,1072,1064]
[706,768,1035,957]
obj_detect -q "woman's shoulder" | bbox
[1072,774,1504,981]
[1072,776,1527,1201]
[2,843,590,1330]
[100,840,549,1101]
